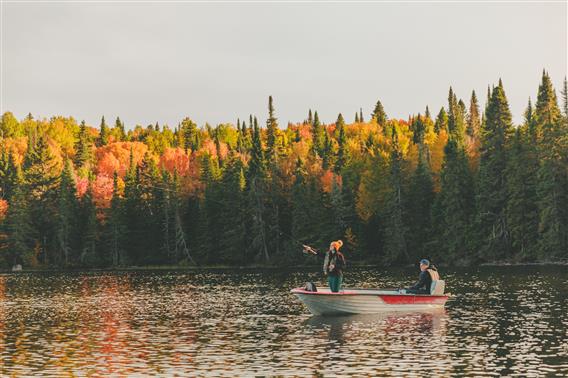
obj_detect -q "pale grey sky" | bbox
[1,1,566,128]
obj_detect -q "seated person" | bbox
[406,259,439,294]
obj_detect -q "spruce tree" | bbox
[266,96,278,161]
[98,116,109,146]
[335,113,347,173]
[74,120,94,172]
[434,107,449,134]
[506,129,539,260]
[107,172,125,266]
[383,128,409,264]
[115,117,126,141]
[476,80,514,259]
[79,185,98,266]
[312,111,324,156]
[433,139,475,263]
[3,166,35,267]
[359,108,364,123]
[56,160,79,266]
[406,149,434,260]
[534,72,567,259]
[371,100,388,126]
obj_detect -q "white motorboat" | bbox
[291,287,450,316]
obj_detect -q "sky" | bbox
[1,1,567,129]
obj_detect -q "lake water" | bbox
[1,266,567,376]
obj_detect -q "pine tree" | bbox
[535,70,561,136]
[115,117,126,141]
[433,139,475,263]
[434,107,449,134]
[312,111,324,156]
[383,128,409,264]
[79,185,98,266]
[266,96,278,161]
[534,72,567,259]
[74,120,94,172]
[476,80,514,259]
[181,117,199,152]
[246,116,269,262]
[56,160,79,266]
[465,90,482,169]
[354,112,359,123]
[506,129,539,260]
[3,166,35,267]
[447,87,466,146]
[0,151,18,200]
[335,113,347,173]
[561,77,568,118]
[406,149,434,260]
[371,100,388,126]
[98,116,109,146]
[359,108,364,123]
[307,109,313,125]
[107,172,125,266]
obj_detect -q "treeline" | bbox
[0,72,567,269]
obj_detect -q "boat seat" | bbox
[430,280,445,295]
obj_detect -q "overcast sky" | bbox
[1,1,566,129]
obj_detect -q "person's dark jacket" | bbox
[408,270,432,294]
[315,248,346,276]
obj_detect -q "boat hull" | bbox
[291,287,449,316]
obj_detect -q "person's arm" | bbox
[408,271,428,290]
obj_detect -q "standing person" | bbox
[406,259,440,294]
[304,240,346,293]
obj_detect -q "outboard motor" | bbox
[304,282,317,292]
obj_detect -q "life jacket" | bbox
[427,268,440,281]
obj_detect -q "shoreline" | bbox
[1,260,567,274]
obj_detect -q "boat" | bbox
[291,286,450,316]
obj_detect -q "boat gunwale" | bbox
[290,287,449,298]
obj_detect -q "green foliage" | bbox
[372,100,388,127]
[1,73,566,269]
[434,139,475,263]
[476,80,514,259]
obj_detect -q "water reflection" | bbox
[0,267,566,376]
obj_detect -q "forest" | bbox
[0,72,567,269]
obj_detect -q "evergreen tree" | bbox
[98,116,109,146]
[534,72,567,259]
[359,108,364,123]
[447,87,466,146]
[308,109,313,125]
[3,166,35,267]
[434,107,449,134]
[0,151,18,200]
[181,117,199,152]
[79,185,98,266]
[56,160,79,266]
[266,96,278,161]
[312,111,324,156]
[467,91,481,138]
[371,100,388,126]
[115,117,126,141]
[506,129,539,260]
[383,128,409,264]
[406,149,434,260]
[476,80,514,259]
[354,112,359,123]
[74,120,94,172]
[335,113,347,173]
[434,139,475,263]
[107,172,125,266]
